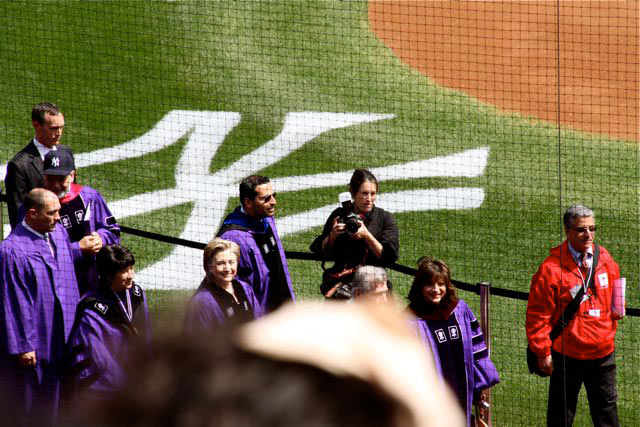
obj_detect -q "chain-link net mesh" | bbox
[0,1,638,425]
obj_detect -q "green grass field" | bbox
[1,1,638,425]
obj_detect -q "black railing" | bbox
[0,191,637,316]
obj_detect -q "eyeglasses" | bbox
[569,226,597,233]
[258,192,276,203]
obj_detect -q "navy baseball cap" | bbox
[43,149,75,176]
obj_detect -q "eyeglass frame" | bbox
[568,226,597,233]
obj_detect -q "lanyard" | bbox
[113,289,133,322]
[576,260,592,292]
[575,259,595,311]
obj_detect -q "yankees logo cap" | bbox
[43,149,75,176]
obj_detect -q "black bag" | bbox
[526,246,600,377]
[319,246,368,300]
[527,344,546,377]
[320,266,358,299]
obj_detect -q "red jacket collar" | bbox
[551,240,595,272]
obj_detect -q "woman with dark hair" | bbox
[66,244,151,397]
[310,169,399,298]
[406,257,499,427]
[184,238,263,334]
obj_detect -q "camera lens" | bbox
[345,215,360,234]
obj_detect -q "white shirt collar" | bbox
[22,219,46,240]
[33,138,57,161]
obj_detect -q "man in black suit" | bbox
[5,102,73,229]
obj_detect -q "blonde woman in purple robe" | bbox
[184,238,263,334]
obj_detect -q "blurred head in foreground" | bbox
[68,302,464,427]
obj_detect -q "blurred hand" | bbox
[538,354,553,376]
[612,311,624,320]
[18,351,36,367]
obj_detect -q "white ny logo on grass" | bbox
[2,111,489,289]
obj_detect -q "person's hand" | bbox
[330,217,346,238]
[79,232,103,254]
[18,351,36,367]
[538,354,553,376]
[351,220,384,258]
[351,220,369,240]
[322,218,346,253]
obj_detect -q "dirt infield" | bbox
[369,1,639,142]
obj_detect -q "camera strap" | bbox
[321,246,368,273]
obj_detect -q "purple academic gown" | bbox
[66,284,150,395]
[407,300,500,426]
[17,184,120,296]
[61,185,120,295]
[218,208,295,313]
[184,279,263,333]
[0,221,81,420]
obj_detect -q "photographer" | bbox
[310,169,399,298]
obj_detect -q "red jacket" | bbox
[526,241,620,360]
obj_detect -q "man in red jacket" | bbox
[526,204,622,427]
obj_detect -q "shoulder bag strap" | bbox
[549,245,600,341]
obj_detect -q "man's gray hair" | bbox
[352,266,388,294]
[563,204,595,228]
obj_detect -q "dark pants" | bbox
[547,351,619,427]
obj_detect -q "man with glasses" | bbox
[526,204,622,427]
[5,102,74,229]
[217,175,295,313]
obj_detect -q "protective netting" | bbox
[0,1,638,425]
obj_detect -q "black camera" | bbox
[340,200,361,235]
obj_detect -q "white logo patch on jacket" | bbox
[598,273,609,289]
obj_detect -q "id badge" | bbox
[588,309,601,318]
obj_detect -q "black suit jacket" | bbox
[4,140,74,228]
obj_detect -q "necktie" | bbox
[44,233,55,257]
[579,252,596,295]
[579,253,590,272]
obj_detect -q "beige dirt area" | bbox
[369,1,639,142]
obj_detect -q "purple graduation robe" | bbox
[407,300,500,426]
[184,279,263,334]
[217,207,295,313]
[59,184,120,295]
[66,284,150,396]
[0,221,81,420]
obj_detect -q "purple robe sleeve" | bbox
[266,217,295,302]
[140,292,152,348]
[183,290,225,334]
[0,248,36,355]
[68,290,149,393]
[69,241,83,262]
[68,310,126,392]
[86,188,120,245]
[239,279,264,319]
[462,303,500,392]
